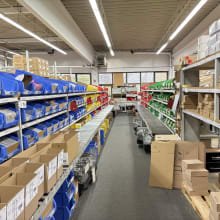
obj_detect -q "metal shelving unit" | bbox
[143,89,175,93]
[32,105,114,220]
[152,98,168,105]
[181,52,220,141]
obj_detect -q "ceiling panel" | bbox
[62,0,220,52]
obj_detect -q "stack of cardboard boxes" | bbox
[181,94,198,109]
[210,192,220,220]
[0,128,80,220]
[13,55,49,77]
[197,93,214,120]
[199,70,214,88]
[182,159,208,196]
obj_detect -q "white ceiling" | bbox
[0,0,219,53]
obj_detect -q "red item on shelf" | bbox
[70,101,77,111]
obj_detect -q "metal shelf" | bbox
[20,94,67,101]
[0,97,18,104]
[143,89,175,93]
[0,126,20,138]
[22,110,67,129]
[183,110,220,129]
[68,91,101,97]
[32,105,113,220]
[182,52,220,71]
[148,104,175,122]
[182,88,216,93]
[152,98,168,105]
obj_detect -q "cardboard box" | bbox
[14,143,51,159]
[0,203,6,220]
[41,200,54,219]
[155,134,181,141]
[149,141,175,189]
[211,138,220,148]
[13,162,44,201]
[47,148,64,179]
[210,192,220,212]
[173,171,182,189]
[1,173,38,220]
[0,185,24,220]
[0,158,29,170]
[210,207,220,220]
[50,131,80,165]
[32,154,57,193]
[182,160,204,171]
[0,166,12,184]
[183,183,208,196]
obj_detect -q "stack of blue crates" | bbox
[39,199,57,220]
[54,171,76,220]
[69,107,86,122]
[84,140,98,160]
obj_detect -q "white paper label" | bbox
[34,165,44,186]
[25,178,38,207]
[63,152,69,165]
[57,150,64,168]
[48,157,57,179]
[18,100,27,108]
[7,189,25,220]
[0,206,6,220]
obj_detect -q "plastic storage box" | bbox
[22,129,39,150]
[0,107,19,130]
[0,135,21,163]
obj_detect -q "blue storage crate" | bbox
[35,124,48,137]
[44,102,52,116]
[29,103,45,119]
[50,119,60,133]
[48,100,59,113]
[39,199,57,220]
[0,107,19,130]
[58,171,74,193]
[0,135,21,163]
[55,183,75,207]
[21,104,37,123]
[100,129,105,146]
[0,72,20,96]
[44,122,54,135]
[29,126,46,141]
[55,99,68,111]
[23,129,39,150]
[54,198,75,220]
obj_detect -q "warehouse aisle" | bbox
[72,114,199,220]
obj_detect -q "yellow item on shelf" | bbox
[105,119,110,130]
[87,85,98,92]
[101,123,107,136]
[71,123,82,129]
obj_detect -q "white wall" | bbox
[173,4,220,65]
[100,51,171,73]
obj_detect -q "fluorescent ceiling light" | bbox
[89,0,115,56]
[156,42,168,55]
[110,48,115,56]
[0,13,67,55]
[169,0,208,40]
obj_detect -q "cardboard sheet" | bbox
[149,141,175,189]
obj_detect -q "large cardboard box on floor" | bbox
[13,162,45,201]
[149,141,175,189]
[182,159,204,171]
[32,154,57,194]
[155,134,180,141]
[0,185,24,220]
[1,173,38,220]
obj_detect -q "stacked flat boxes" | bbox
[13,55,49,77]
[182,159,208,196]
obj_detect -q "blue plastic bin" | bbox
[54,198,75,220]
[35,124,48,137]
[23,129,39,150]
[0,107,19,130]
[100,129,105,146]
[21,104,36,123]
[44,122,54,135]
[0,135,21,163]
[39,199,57,220]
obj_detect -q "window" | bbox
[99,73,112,84]
[127,72,140,84]
[155,72,167,82]
[141,72,154,83]
[76,74,91,84]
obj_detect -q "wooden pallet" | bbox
[182,183,220,220]
[182,187,210,220]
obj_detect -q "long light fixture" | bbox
[0,13,67,55]
[157,0,208,54]
[89,0,115,56]
[156,42,168,55]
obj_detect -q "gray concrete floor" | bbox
[72,114,199,220]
